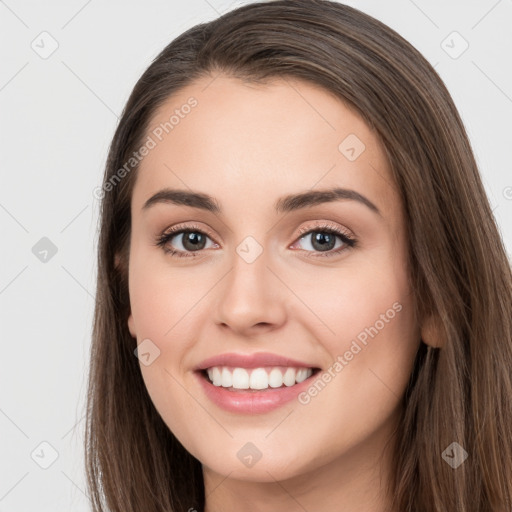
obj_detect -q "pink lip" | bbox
[194,369,319,414]
[193,351,320,414]
[194,351,317,371]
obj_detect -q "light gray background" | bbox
[1,0,511,510]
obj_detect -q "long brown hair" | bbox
[85,1,512,510]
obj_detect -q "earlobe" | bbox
[420,315,444,348]
[115,251,134,337]
[115,250,128,272]
[127,313,137,339]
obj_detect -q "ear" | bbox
[420,314,445,348]
[127,312,137,339]
[114,249,128,273]
[114,251,136,338]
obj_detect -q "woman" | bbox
[85,1,512,510]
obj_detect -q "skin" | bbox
[126,74,426,511]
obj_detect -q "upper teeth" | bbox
[206,366,313,390]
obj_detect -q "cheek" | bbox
[128,261,204,453]
[292,250,411,349]
[297,262,417,426]
[292,249,417,408]
[128,248,203,340]
[127,248,215,432]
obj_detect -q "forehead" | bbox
[131,74,398,219]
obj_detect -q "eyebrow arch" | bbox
[142,187,381,216]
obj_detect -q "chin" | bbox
[199,445,313,483]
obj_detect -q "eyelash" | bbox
[154,222,357,259]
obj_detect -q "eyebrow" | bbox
[142,187,381,216]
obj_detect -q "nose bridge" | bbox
[214,235,286,331]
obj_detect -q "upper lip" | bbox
[194,352,319,371]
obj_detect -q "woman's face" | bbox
[126,74,420,483]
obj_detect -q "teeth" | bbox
[210,367,222,386]
[205,366,314,390]
[283,367,296,386]
[296,368,310,383]
[268,368,283,388]
[250,368,268,389]
[232,367,249,389]
[221,367,232,387]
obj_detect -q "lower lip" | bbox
[194,370,318,414]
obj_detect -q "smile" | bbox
[193,351,322,413]
[204,365,316,391]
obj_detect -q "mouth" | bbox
[197,365,322,392]
[193,352,323,413]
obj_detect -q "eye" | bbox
[290,222,356,258]
[154,223,218,258]
[154,221,357,259]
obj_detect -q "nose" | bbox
[214,246,287,336]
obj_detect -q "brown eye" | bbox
[291,223,357,258]
[174,231,208,251]
[303,231,338,252]
[155,224,218,258]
